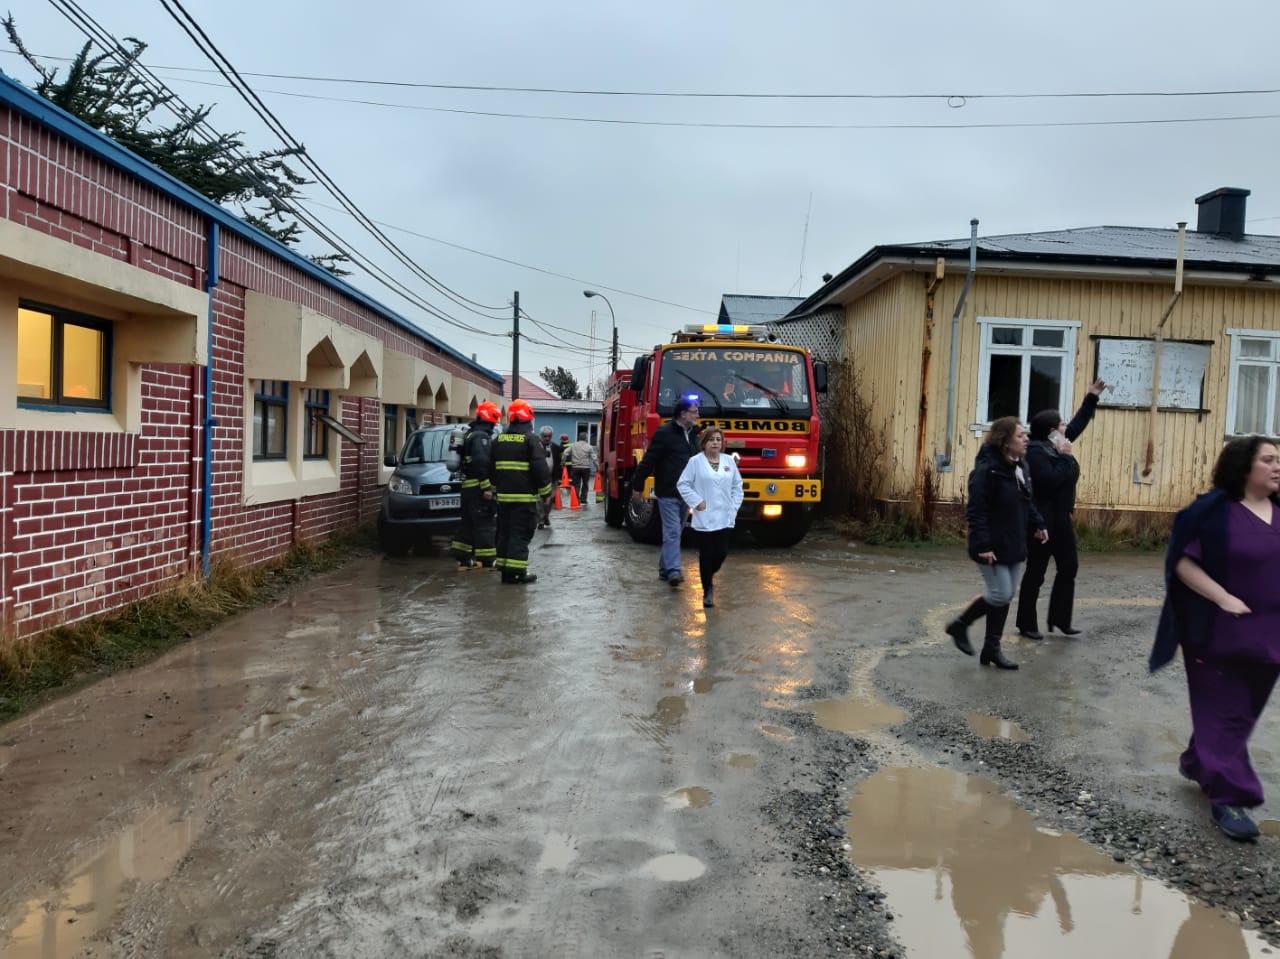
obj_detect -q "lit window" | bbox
[1227,332,1280,435]
[253,380,288,460]
[17,301,110,410]
[304,388,330,459]
[975,318,1078,424]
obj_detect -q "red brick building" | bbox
[0,75,503,640]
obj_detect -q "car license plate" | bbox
[428,496,460,510]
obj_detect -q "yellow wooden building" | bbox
[784,188,1280,520]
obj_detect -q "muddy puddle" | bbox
[1,805,195,959]
[845,766,1271,958]
[967,714,1030,742]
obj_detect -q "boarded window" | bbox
[1093,338,1211,411]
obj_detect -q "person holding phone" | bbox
[1015,378,1106,638]
[946,417,1049,670]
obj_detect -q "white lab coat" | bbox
[677,452,744,532]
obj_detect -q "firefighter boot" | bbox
[979,603,1019,670]
[945,597,988,656]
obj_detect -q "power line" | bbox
[154,75,1280,131]
[153,0,513,322]
[41,0,505,341]
[8,51,1279,102]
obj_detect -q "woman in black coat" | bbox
[1015,379,1105,638]
[946,416,1049,670]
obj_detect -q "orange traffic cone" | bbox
[568,482,581,510]
[552,484,562,510]
[560,466,571,488]
[593,471,604,503]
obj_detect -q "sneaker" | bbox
[668,573,683,587]
[1210,804,1260,841]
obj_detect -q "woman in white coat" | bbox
[676,427,744,608]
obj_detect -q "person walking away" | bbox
[450,401,501,568]
[493,401,553,583]
[945,417,1049,670]
[1016,378,1106,638]
[568,429,596,506]
[1150,435,1280,841]
[631,399,702,586]
[536,426,562,529]
[676,428,743,608]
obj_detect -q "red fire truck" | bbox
[600,323,828,547]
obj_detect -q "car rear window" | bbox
[400,429,451,464]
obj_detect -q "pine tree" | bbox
[4,17,349,275]
[539,366,580,399]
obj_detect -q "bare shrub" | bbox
[823,359,888,521]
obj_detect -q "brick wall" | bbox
[0,101,498,640]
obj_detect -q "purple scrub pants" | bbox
[1180,656,1280,807]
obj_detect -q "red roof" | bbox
[502,375,557,401]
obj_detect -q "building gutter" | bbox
[938,220,978,472]
[201,221,219,578]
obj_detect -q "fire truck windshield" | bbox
[655,348,810,416]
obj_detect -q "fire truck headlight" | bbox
[762,504,783,518]
[785,453,807,469]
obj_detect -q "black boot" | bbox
[979,604,1018,670]
[945,597,988,656]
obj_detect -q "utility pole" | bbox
[611,325,619,374]
[512,290,520,401]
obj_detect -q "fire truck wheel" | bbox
[604,477,626,528]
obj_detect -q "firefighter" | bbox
[492,399,553,583]
[450,400,501,568]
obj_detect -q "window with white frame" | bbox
[975,317,1079,425]
[1226,330,1280,435]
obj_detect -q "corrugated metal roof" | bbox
[901,225,1280,270]
[718,295,805,325]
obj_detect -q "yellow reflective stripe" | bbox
[537,484,553,497]
[462,478,482,488]
[495,461,530,470]
[497,493,539,502]
[504,558,529,569]
[475,547,497,558]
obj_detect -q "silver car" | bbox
[378,424,468,555]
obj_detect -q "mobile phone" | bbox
[1048,430,1064,447]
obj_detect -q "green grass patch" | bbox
[831,514,965,548]
[0,531,374,724]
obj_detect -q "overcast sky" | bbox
[6,1,1280,392]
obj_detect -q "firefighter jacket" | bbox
[492,421,554,504]
[460,420,495,491]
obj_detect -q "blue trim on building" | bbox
[0,73,502,384]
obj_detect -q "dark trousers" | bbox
[571,467,591,504]
[1016,522,1078,631]
[1181,657,1279,807]
[451,488,496,564]
[496,502,539,576]
[697,528,733,591]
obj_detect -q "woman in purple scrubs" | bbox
[1151,435,1280,840]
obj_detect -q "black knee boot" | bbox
[945,596,989,656]
[980,603,1018,670]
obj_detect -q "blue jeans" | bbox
[657,496,686,578]
[976,561,1024,606]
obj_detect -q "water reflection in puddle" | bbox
[727,753,757,769]
[2,805,195,959]
[1260,820,1280,839]
[845,767,1270,958]
[665,787,713,810]
[810,695,907,735]
[967,714,1030,742]
[638,854,706,882]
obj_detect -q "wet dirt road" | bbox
[0,505,1276,958]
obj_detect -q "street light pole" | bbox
[583,290,618,373]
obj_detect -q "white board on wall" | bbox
[1094,338,1211,410]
